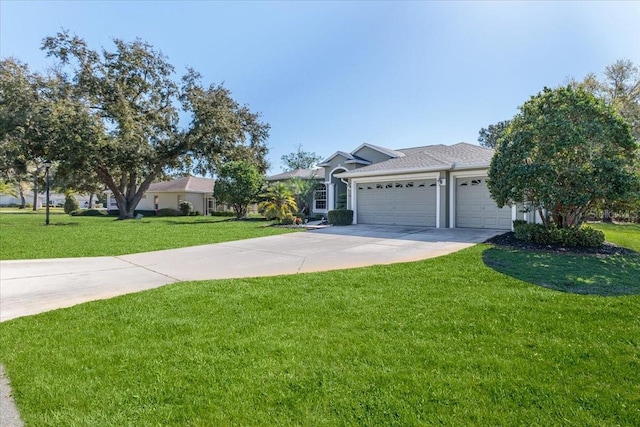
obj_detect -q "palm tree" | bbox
[259,182,298,223]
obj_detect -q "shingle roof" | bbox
[266,168,324,181]
[148,176,215,193]
[337,143,495,177]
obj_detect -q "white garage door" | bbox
[456,176,511,229]
[357,179,436,226]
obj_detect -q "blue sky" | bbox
[1,1,639,173]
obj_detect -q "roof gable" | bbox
[318,151,371,167]
[352,142,405,159]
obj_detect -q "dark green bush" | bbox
[157,208,181,217]
[513,223,604,247]
[210,211,235,217]
[64,195,80,214]
[179,201,193,216]
[512,219,527,229]
[70,209,107,217]
[553,226,605,247]
[280,215,296,225]
[295,212,306,222]
[328,209,353,226]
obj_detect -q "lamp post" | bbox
[44,161,52,225]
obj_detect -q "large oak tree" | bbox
[1,31,270,219]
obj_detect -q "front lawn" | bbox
[0,210,296,260]
[1,241,638,425]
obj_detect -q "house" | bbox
[316,142,527,229]
[106,176,240,215]
[0,192,91,208]
[265,168,326,216]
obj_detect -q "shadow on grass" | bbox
[483,247,640,296]
[162,218,269,225]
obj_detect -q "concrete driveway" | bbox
[0,225,504,322]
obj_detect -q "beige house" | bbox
[106,176,216,215]
[317,142,533,229]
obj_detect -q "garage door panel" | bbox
[357,179,436,227]
[456,176,511,229]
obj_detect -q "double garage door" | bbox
[355,175,511,229]
[357,179,436,227]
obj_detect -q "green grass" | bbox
[483,248,640,295]
[591,222,640,252]
[2,241,640,425]
[1,222,638,425]
[0,210,296,260]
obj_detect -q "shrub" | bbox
[70,209,107,217]
[280,215,296,225]
[179,201,193,216]
[328,209,353,226]
[295,212,306,222]
[513,223,604,247]
[157,208,181,217]
[554,226,605,247]
[210,211,235,217]
[512,219,527,229]
[64,195,80,214]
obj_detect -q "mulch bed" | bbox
[486,232,637,256]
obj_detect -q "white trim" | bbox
[336,162,491,179]
[435,180,441,228]
[511,205,517,231]
[328,166,348,210]
[350,172,439,184]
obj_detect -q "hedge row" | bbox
[513,223,604,247]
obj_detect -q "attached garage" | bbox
[356,179,437,226]
[455,176,511,229]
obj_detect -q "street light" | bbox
[44,161,52,226]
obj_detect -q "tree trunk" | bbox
[19,186,26,209]
[602,209,613,223]
[32,180,38,211]
[88,193,94,208]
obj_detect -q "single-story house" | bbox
[0,192,92,208]
[316,142,532,229]
[105,176,252,215]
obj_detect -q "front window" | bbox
[314,183,327,210]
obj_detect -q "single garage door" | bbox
[357,179,436,226]
[456,176,511,229]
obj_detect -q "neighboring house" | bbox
[265,168,326,216]
[317,142,530,230]
[0,192,91,208]
[106,176,215,215]
[105,175,256,215]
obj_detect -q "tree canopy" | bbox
[280,144,321,171]
[488,86,638,229]
[0,31,270,219]
[212,160,263,219]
